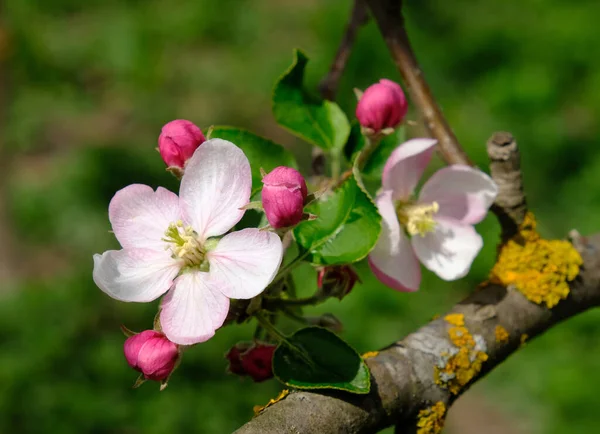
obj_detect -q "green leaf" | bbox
[208,126,297,189]
[345,121,406,181]
[273,327,370,394]
[273,49,350,151]
[293,174,381,265]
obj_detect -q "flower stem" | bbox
[330,149,342,179]
[270,249,312,286]
[354,134,382,172]
[277,295,321,307]
[279,306,309,324]
[255,312,288,343]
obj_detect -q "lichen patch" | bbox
[434,314,488,395]
[490,213,582,308]
[416,401,446,434]
[362,351,379,359]
[253,389,289,416]
[495,325,509,343]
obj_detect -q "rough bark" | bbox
[235,232,600,433]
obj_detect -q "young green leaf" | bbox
[273,49,350,151]
[273,327,370,394]
[208,126,297,189]
[344,121,406,181]
[293,174,381,265]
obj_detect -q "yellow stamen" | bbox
[162,221,205,266]
[397,201,439,237]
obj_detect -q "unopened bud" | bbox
[124,330,179,381]
[261,166,308,228]
[306,313,344,333]
[317,265,361,300]
[225,341,253,376]
[225,341,276,383]
[355,79,408,133]
[158,120,206,171]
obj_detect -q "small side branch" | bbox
[318,0,368,102]
[486,132,527,241]
[313,0,368,178]
[365,0,471,166]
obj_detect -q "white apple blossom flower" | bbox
[93,139,283,344]
[368,138,498,292]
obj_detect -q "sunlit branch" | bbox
[365,0,472,166]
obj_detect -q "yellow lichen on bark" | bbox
[443,313,464,327]
[495,325,509,343]
[253,389,289,416]
[362,351,379,359]
[490,212,582,308]
[416,402,446,434]
[434,314,488,395]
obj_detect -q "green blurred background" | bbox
[1,0,600,433]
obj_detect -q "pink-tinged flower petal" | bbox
[160,272,230,345]
[109,184,180,251]
[179,139,252,240]
[93,249,180,302]
[382,138,437,200]
[411,217,483,281]
[368,191,421,292]
[207,228,283,299]
[419,165,498,225]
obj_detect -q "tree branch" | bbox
[487,132,528,241]
[233,3,597,433]
[318,0,368,102]
[235,230,600,433]
[312,0,368,178]
[365,0,472,166]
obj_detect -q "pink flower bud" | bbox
[158,120,206,169]
[225,341,253,376]
[241,344,276,382]
[355,79,408,132]
[261,166,308,229]
[317,265,361,300]
[124,330,179,381]
[225,341,276,383]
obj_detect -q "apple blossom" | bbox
[368,138,498,292]
[93,139,283,345]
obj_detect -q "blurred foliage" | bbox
[1,0,600,433]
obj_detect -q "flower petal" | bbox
[411,217,483,281]
[207,228,283,299]
[419,165,498,225]
[368,190,421,292]
[160,272,230,345]
[93,249,180,302]
[179,139,252,240]
[109,184,180,251]
[382,138,437,200]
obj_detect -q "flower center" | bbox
[397,201,439,237]
[163,221,207,268]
